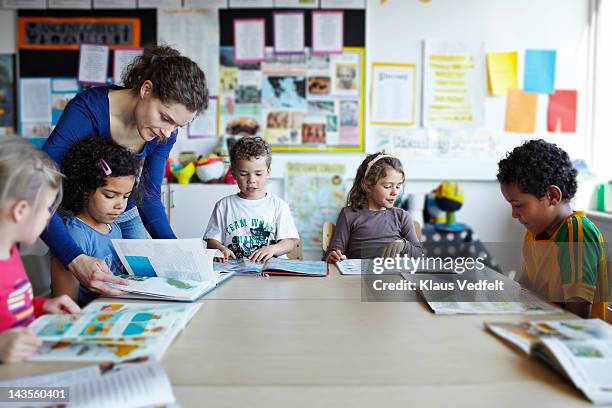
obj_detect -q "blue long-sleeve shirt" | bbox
[41,85,176,267]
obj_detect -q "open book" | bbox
[214,258,328,277]
[109,238,233,301]
[486,319,612,405]
[0,357,176,408]
[28,302,199,362]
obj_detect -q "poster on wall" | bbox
[0,55,15,135]
[370,62,416,126]
[422,40,485,129]
[218,46,364,152]
[285,162,346,249]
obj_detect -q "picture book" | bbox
[0,357,175,408]
[110,238,231,301]
[486,319,612,404]
[214,258,328,277]
[29,302,199,362]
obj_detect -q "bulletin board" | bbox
[365,0,590,180]
[219,8,365,152]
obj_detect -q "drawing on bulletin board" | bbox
[18,17,141,50]
[218,46,364,152]
[0,54,15,135]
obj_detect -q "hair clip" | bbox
[99,159,112,176]
[33,156,44,171]
[364,154,392,178]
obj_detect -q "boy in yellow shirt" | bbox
[497,140,608,319]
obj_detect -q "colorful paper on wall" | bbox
[423,40,486,128]
[505,89,537,133]
[548,89,577,132]
[486,51,517,96]
[523,49,556,94]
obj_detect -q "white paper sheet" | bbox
[229,0,273,7]
[78,44,110,85]
[422,39,486,128]
[274,12,305,55]
[2,0,46,8]
[113,48,143,85]
[184,0,227,6]
[370,63,416,125]
[274,0,318,8]
[138,0,182,7]
[189,96,218,137]
[158,8,220,95]
[234,18,266,63]
[112,238,218,282]
[93,0,136,8]
[321,0,364,8]
[48,0,91,8]
[312,11,343,55]
[20,78,51,123]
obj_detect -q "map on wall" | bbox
[219,46,364,152]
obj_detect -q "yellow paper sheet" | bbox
[505,89,537,133]
[487,51,518,96]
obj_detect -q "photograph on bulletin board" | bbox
[218,46,364,152]
[0,54,16,135]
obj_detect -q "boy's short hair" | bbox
[497,139,577,201]
[230,136,272,169]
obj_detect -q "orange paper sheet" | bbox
[505,89,537,133]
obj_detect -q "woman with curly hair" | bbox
[52,138,140,305]
[41,45,209,296]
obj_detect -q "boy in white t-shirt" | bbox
[205,136,299,262]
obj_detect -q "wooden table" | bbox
[0,271,594,407]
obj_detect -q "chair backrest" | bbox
[322,221,335,252]
[413,220,422,242]
[287,237,304,260]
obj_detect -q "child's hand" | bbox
[215,247,236,263]
[381,240,404,258]
[326,250,346,264]
[249,246,275,262]
[43,295,81,315]
[0,327,42,363]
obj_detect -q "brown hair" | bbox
[229,136,272,170]
[122,45,209,115]
[346,152,405,210]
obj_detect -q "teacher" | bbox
[41,45,209,295]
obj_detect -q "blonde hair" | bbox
[0,136,63,211]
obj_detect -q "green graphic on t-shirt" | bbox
[226,218,275,258]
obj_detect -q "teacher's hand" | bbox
[68,254,130,295]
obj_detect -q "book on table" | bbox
[28,302,200,362]
[0,356,175,408]
[213,258,328,277]
[486,318,612,405]
[108,238,233,301]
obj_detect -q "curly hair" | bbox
[122,45,209,116]
[497,139,577,201]
[230,136,272,169]
[60,138,140,214]
[347,152,405,210]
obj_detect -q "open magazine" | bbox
[109,238,233,301]
[486,319,612,405]
[214,258,328,277]
[0,357,176,408]
[28,302,200,362]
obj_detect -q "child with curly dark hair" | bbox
[51,138,140,306]
[497,139,608,319]
[204,136,299,262]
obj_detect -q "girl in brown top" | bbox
[326,153,423,262]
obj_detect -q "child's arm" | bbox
[326,209,349,263]
[0,327,42,363]
[51,256,80,303]
[396,210,424,257]
[249,238,298,262]
[206,239,236,262]
[42,295,80,315]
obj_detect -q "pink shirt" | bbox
[0,246,46,333]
